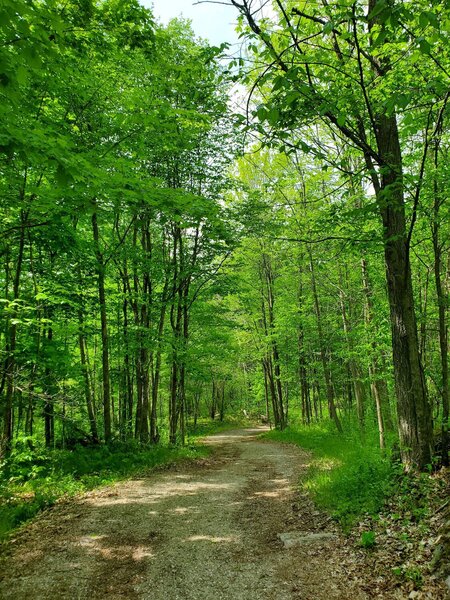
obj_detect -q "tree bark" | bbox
[78,329,98,443]
[77,264,98,443]
[339,284,366,431]
[308,246,343,433]
[150,279,169,444]
[261,253,285,429]
[361,259,394,442]
[373,114,432,469]
[44,324,55,448]
[1,209,28,454]
[92,209,112,442]
[432,133,449,465]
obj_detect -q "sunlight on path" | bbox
[0,428,368,600]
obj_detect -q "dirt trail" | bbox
[0,428,369,600]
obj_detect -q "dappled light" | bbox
[170,506,196,515]
[85,479,237,508]
[1,430,370,600]
[249,490,287,499]
[2,427,448,599]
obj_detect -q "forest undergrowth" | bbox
[1,1,450,594]
[264,419,398,527]
[264,421,450,595]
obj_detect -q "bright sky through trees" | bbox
[143,0,238,45]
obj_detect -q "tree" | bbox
[226,0,450,470]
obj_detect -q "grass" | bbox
[0,417,245,541]
[186,415,251,441]
[263,418,397,529]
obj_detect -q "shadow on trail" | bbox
[0,427,368,600]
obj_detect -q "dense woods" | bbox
[228,0,449,472]
[1,0,241,455]
[0,0,449,483]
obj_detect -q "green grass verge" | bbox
[264,420,397,529]
[186,416,252,441]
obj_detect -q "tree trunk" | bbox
[263,356,281,427]
[339,285,366,431]
[261,253,285,429]
[262,360,270,422]
[432,133,449,466]
[210,380,217,420]
[44,324,55,448]
[79,330,98,443]
[92,209,112,442]
[372,113,432,469]
[361,258,394,447]
[77,263,98,443]
[365,0,433,469]
[1,209,28,454]
[308,246,343,433]
[122,291,133,438]
[169,227,182,444]
[150,284,168,444]
[298,328,311,425]
[219,382,225,422]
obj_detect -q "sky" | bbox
[141,1,239,46]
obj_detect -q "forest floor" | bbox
[0,427,448,600]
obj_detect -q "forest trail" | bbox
[0,429,368,600]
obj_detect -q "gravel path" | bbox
[0,428,368,599]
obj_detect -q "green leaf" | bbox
[299,141,310,153]
[272,75,285,92]
[372,30,387,48]
[35,292,49,301]
[396,94,410,109]
[286,91,301,105]
[256,106,268,121]
[427,11,439,29]
[419,12,429,28]
[419,39,431,55]
[367,0,389,22]
[267,107,280,125]
[16,65,28,85]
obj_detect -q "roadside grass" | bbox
[0,417,245,541]
[263,418,397,529]
[186,415,253,441]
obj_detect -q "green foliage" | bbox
[393,565,424,589]
[388,465,436,525]
[186,417,250,441]
[0,0,238,454]
[264,421,396,528]
[0,0,449,560]
[360,530,376,548]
